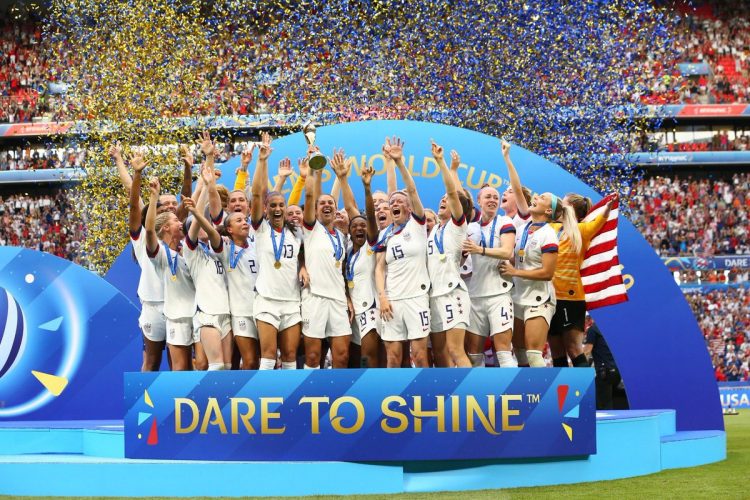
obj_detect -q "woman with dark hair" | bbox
[250,132,302,371]
[426,142,473,368]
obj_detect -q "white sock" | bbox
[207,363,224,371]
[259,358,276,370]
[496,350,517,368]
[303,364,319,370]
[527,350,545,367]
[224,363,232,370]
[468,353,485,367]
[281,361,296,370]
[515,348,528,365]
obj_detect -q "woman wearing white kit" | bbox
[426,141,473,368]
[300,149,352,369]
[337,161,381,368]
[499,191,580,368]
[376,137,431,368]
[250,132,302,371]
[462,182,518,367]
[145,177,195,371]
[183,155,233,372]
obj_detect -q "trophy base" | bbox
[309,154,327,171]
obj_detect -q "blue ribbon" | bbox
[270,221,286,264]
[326,227,343,261]
[229,239,246,270]
[479,215,498,249]
[163,241,178,279]
[434,222,447,256]
[346,248,360,282]
[520,221,547,251]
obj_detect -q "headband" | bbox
[550,196,558,219]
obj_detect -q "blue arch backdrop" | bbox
[106,120,721,431]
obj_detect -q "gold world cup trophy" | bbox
[302,121,327,171]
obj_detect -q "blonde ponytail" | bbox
[560,205,582,254]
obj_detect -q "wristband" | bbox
[482,247,486,256]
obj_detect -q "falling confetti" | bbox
[46,0,675,271]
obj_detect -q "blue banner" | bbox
[664,255,750,271]
[629,151,750,165]
[0,168,85,184]
[124,369,596,461]
[677,62,711,76]
[718,382,750,409]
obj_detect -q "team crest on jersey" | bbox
[528,240,539,249]
[403,231,411,241]
[143,323,151,333]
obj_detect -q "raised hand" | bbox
[180,145,193,168]
[330,148,351,179]
[148,176,160,197]
[240,143,256,170]
[278,157,293,178]
[361,165,375,186]
[258,131,273,161]
[183,196,196,213]
[450,150,461,171]
[130,151,147,173]
[198,130,215,157]
[201,163,215,185]
[606,193,619,210]
[298,156,310,179]
[383,136,404,161]
[501,139,511,158]
[108,143,122,160]
[430,140,444,161]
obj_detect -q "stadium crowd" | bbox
[0,188,86,265]
[685,287,750,382]
[634,0,750,105]
[628,173,750,257]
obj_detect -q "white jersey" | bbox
[427,215,468,297]
[346,243,378,314]
[381,214,430,300]
[302,220,346,303]
[512,222,559,306]
[466,214,517,297]
[131,226,164,303]
[512,211,531,230]
[217,232,258,317]
[252,218,302,301]
[149,242,196,320]
[183,237,230,315]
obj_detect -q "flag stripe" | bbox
[581,194,628,309]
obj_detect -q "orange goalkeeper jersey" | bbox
[550,212,607,301]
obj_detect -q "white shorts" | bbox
[351,306,380,346]
[429,288,470,332]
[231,315,258,340]
[301,290,351,339]
[253,294,301,332]
[194,311,232,339]
[166,317,194,346]
[139,301,166,342]
[380,294,430,342]
[468,293,514,337]
[514,301,556,326]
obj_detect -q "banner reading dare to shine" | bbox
[124,369,595,461]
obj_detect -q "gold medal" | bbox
[228,267,233,273]
[274,261,281,269]
[336,260,341,268]
[170,275,177,282]
[518,249,525,257]
[347,280,355,289]
[439,254,447,262]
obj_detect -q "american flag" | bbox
[580,194,628,310]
